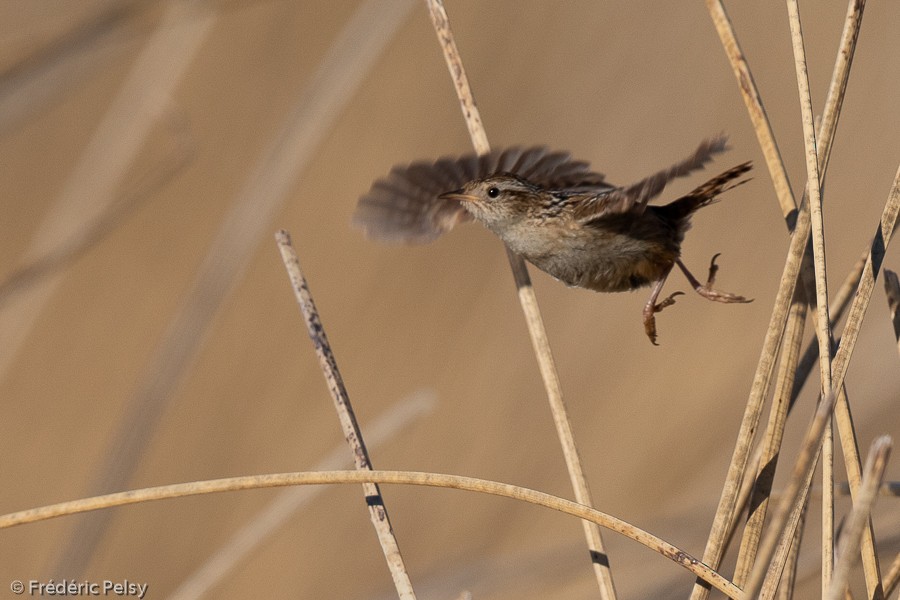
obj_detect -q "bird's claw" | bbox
[642,291,684,345]
[699,254,753,304]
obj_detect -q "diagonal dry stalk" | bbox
[730,248,866,582]
[0,469,743,598]
[422,1,617,598]
[733,290,808,587]
[703,0,796,218]
[774,497,807,600]
[276,230,416,600]
[832,166,900,393]
[825,436,892,600]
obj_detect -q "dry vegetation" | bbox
[1,1,899,599]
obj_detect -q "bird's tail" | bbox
[659,161,752,221]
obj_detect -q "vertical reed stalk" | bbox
[422,2,617,597]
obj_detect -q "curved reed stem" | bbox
[0,469,742,599]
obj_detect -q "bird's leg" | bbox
[675,254,752,304]
[642,265,683,345]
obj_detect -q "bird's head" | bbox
[438,174,545,231]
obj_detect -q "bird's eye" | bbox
[487,187,500,198]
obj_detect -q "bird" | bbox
[353,135,752,344]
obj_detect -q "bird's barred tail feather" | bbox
[659,161,752,222]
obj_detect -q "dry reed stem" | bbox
[422,1,616,598]
[826,436,892,600]
[276,230,416,600]
[760,161,900,596]
[695,2,865,596]
[832,165,900,394]
[49,0,414,576]
[797,250,881,600]
[704,0,795,219]
[760,473,817,600]
[774,499,808,600]
[826,165,900,600]
[733,292,808,586]
[743,393,837,599]
[792,253,867,403]
[833,388,883,600]
[168,392,435,600]
[884,270,900,354]
[761,174,899,599]
[0,469,743,599]
[730,252,864,574]
[785,1,836,586]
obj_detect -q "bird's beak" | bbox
[439,189,479,203]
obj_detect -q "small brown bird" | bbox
[354,136,752,343]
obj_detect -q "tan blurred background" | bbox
[1,1,899,598]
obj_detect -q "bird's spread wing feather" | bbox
[353,147,609,243]
[572,135,730,223]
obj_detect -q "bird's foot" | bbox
[642,291,684,345]
[694,254,753,304]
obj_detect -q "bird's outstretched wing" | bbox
[353,146,609,243]
[572,135,730,223]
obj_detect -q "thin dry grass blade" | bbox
[276,231,417,600]
[168,392,435,600]
[0,469,744,599]
[422,1,617,597]
[826,437,892,600]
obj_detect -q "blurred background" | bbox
[1,1,899,598]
